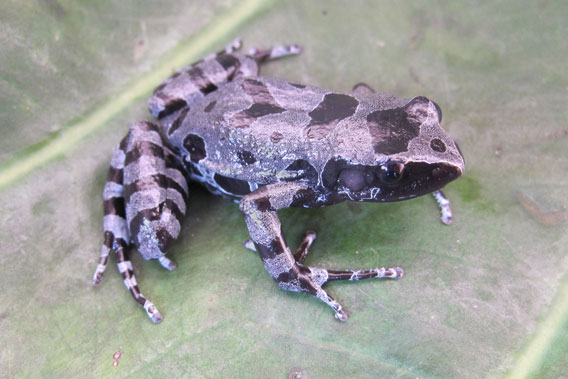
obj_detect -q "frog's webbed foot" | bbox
[289,264,403,321]
[244,229,316,264]
[432,190,453,224]
[240,183,403,321]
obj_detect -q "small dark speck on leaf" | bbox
[517,191,567,226]
[322,10,327,15]
[288,367,305,379]
[495,146,502,157]
[112,350,122,367]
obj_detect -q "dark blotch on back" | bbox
[168,107,190,135]
[306,94,359,140]
[214,174,251,196]
[237,151,256,165]
[367,97,429,155]
[183,134,206,163]
[230,79,285,127]
[430,138,446,153]
[204,100,216,113]
[246,103,285,118]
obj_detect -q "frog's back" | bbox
[167,76,406,187]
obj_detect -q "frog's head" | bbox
[323,96,465,202]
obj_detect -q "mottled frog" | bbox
[93,39,465,323]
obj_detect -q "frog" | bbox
[92,38,465,323]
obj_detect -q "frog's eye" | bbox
[378,161,405,184]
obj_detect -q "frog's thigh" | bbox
[123,121,189,267]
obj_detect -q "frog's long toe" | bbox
[143,300,163,324]
[326,266,404,281]
[306,264,401,320]
[116,249,164,323]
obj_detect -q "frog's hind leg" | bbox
[93,133,164,323]
[123,121,189,267]
[148,39,302,123]
[147,39,244,120]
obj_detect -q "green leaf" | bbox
[1,1,566,377]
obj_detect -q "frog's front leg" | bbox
[244,230,317,263]
[240,183,403,321]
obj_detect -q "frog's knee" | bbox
[131,209,181,260]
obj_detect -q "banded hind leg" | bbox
[93,121,189,323]
[240,183,403,321]
[147,39,302,124]
[93,133,164,322]
[352,82,455,225]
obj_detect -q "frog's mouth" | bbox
[335,161,462,203]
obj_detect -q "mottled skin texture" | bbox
[93,39,465,323]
